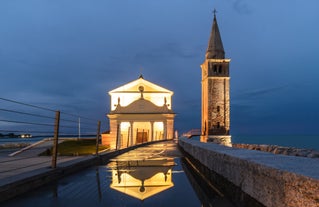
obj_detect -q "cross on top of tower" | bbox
[213,9,217,17]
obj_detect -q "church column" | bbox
[108,119,118,150]
[166,119,174,139]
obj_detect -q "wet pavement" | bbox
[0,139,87,187]
[1,140,235,207]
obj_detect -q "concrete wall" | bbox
[179,138,319,207]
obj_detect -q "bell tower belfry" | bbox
[200,11,232,146]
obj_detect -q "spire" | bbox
[206,10,225,59]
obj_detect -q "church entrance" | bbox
[136,131,148,144]
[133,122,151,144]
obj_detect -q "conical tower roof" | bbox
[206,12,225,59]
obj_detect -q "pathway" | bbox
[0,139,88,187]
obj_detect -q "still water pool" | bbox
[2,142,234,207]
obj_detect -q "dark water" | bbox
[0,137,46,145]
[232,135,319,151]
[1,142,234,207]
[190,134,319,151]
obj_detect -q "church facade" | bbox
[200,12,232,146]
[102,75,175,149]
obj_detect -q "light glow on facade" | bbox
[102,76,175,149]
[109,77,173,111]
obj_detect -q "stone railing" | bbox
[179,138,319,207]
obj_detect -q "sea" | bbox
[1,135,318,151]
[190,134,319,151]
[232,134,319,151]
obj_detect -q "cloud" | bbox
[233,0,252,14]
[225,0,253,14]
[233,85,288,100]
[134,42,199,62]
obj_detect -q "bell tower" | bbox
[200,11,231,146]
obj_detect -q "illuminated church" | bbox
[102,75,175,149]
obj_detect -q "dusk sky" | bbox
[1,0,319,137]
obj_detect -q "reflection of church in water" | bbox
[102,75,175,149]
[108,159,175,200]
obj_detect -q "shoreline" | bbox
[2,138,319,159]
[0,143,31,150]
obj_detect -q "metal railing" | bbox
[182,129,201,138]
[0,97,103,168]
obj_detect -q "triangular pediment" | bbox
[110,184,173,201]
[109,77,173,95]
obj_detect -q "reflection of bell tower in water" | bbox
[200,11,232,146]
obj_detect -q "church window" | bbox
[213,65,217,73]
[217,122,220,128]
[218,65,222,74]
[217,106,220,113]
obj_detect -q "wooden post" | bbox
[130,122,134,146]
[51,111,60,169]
[136,128,139,146]
[95,121,101,156]
[142,129,144,144]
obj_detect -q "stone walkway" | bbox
[0,139,89,187]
